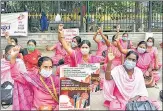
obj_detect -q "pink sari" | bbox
[10,59,59,110]
[135,51,152,73]
[69,50,104,67]
[1,58,14,84]
[119,39,134,49]
[103,65,160,110]
[96,41,107,56]
[147,47,162,69]
[64,48,80,65]
[51,42,67,65]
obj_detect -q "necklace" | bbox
[40,76,58,103]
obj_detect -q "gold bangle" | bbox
[106,70,111,73]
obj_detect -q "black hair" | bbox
[79,40,91,48]
[137,41,147,49]
[104,34,108,39]
[122,33,128,37]
[73,36,81,46]
[126,50,139,61]
[27,39,36,46]
[38,56,53,67]
[5,45,15,54]
[147,37,154,46]
[112,35,116,42]
[10,37,18,45]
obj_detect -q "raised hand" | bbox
[10,46,20,59]
[107,48,115,61]
[58,24,64,38]
[5,32,10,39]
[116,25,120,32]
[97,27,102,34]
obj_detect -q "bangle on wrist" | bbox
[106,70,111,73]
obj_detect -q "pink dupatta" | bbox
[103,65,160,110]
[10,59,59,110]
[1,58,14,84]
[70,50,104,67]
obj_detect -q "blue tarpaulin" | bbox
[40,12,48,31]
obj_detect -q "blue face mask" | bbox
[124,59,136,70]
[7,55,11,61]
[122,36,128,41]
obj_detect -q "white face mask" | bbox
[137,47,146,54]
[81,48,90,55]
[147,42,153,47]
[40,69,52,78]
[124,59,136,70]
[71,42,78,48]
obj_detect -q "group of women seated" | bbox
[1,24,162,110]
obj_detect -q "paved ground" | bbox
[1,48,162,110]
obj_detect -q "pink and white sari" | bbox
[10,59,59,110]
[134,49,160,83]
[103,65,160,110]
[119,39,134,49]
[96,41,107,56]
[51,42,67,65]
[1,58,14,84]
[147,47,162,70]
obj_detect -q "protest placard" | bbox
[59,67,90,110]
[78,63,101,94]
[63,28,79,41]
[1,12,28,36]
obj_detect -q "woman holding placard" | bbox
[9,46,59,110]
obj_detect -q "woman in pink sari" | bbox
[93,28,108,57]
[103,50,160,110]
[102,26,123,71]
[1,45,15,84]
[55,36,82,76]
[119,33,135,49]
[146,37,162,83]
[10,46,59,110]
[146,37,162,71]
[46,41,67,66]
[116,40,159,84]
[58,24,104,67]
[64,36,81,65]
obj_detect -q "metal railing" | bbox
[1,1,162,32]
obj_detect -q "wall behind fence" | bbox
[1,32,162,50]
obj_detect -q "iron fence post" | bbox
[148,1,152,32]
